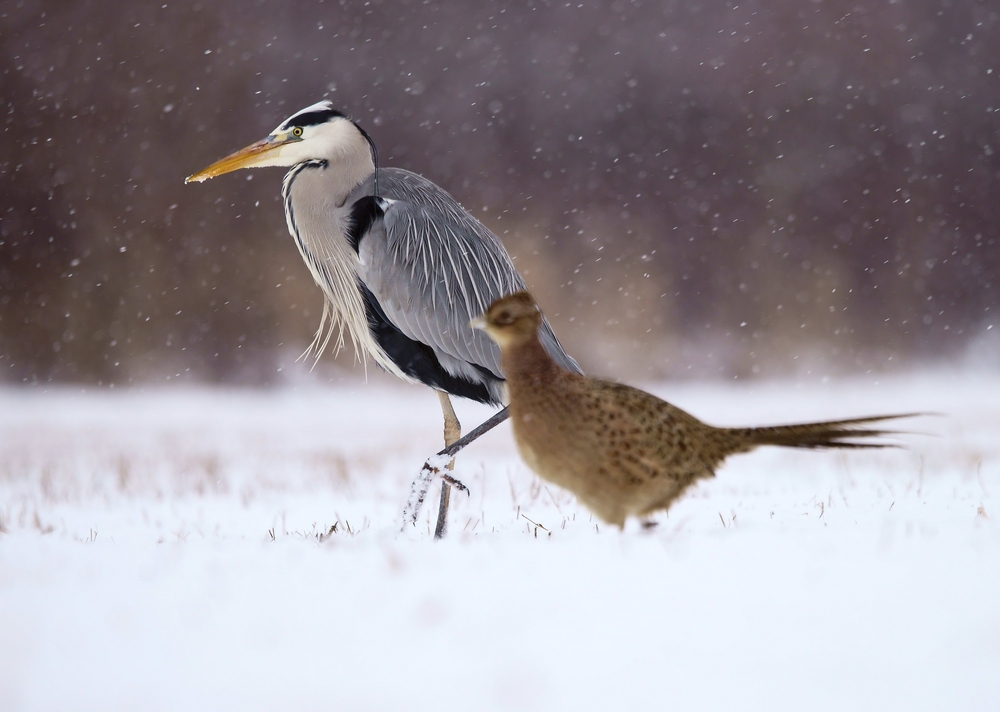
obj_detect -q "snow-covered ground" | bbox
[1,371,998,711]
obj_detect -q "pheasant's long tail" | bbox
[721,413,920,454]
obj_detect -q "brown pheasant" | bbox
[472,291,910,528]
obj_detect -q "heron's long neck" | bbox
[279,155,398,378]
[332,126,376,203]
[329,154,376,207]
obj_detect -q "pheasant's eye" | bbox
[495,310,514,325]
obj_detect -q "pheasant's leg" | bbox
[434,392,462,539]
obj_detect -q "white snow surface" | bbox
[1,371,998,711]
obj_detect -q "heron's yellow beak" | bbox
[185,132,295,184]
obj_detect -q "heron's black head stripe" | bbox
[282,108,346,129]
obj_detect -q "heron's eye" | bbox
[291,127,304,137]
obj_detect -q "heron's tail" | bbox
[718,414,918,455]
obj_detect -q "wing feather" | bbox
[354,168,581,381]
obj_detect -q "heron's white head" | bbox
[185,100,376,183]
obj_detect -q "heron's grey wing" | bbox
[355,169,581,377]
[356,200,513,380]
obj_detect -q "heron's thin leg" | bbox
[401,406,510,530]
[434,392,462,539]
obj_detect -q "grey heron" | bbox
[186,100,580,537]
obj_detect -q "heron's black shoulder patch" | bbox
[346,196,385,253]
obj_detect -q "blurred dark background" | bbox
[2,0,998,386]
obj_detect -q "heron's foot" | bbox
[400,456,471,531]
